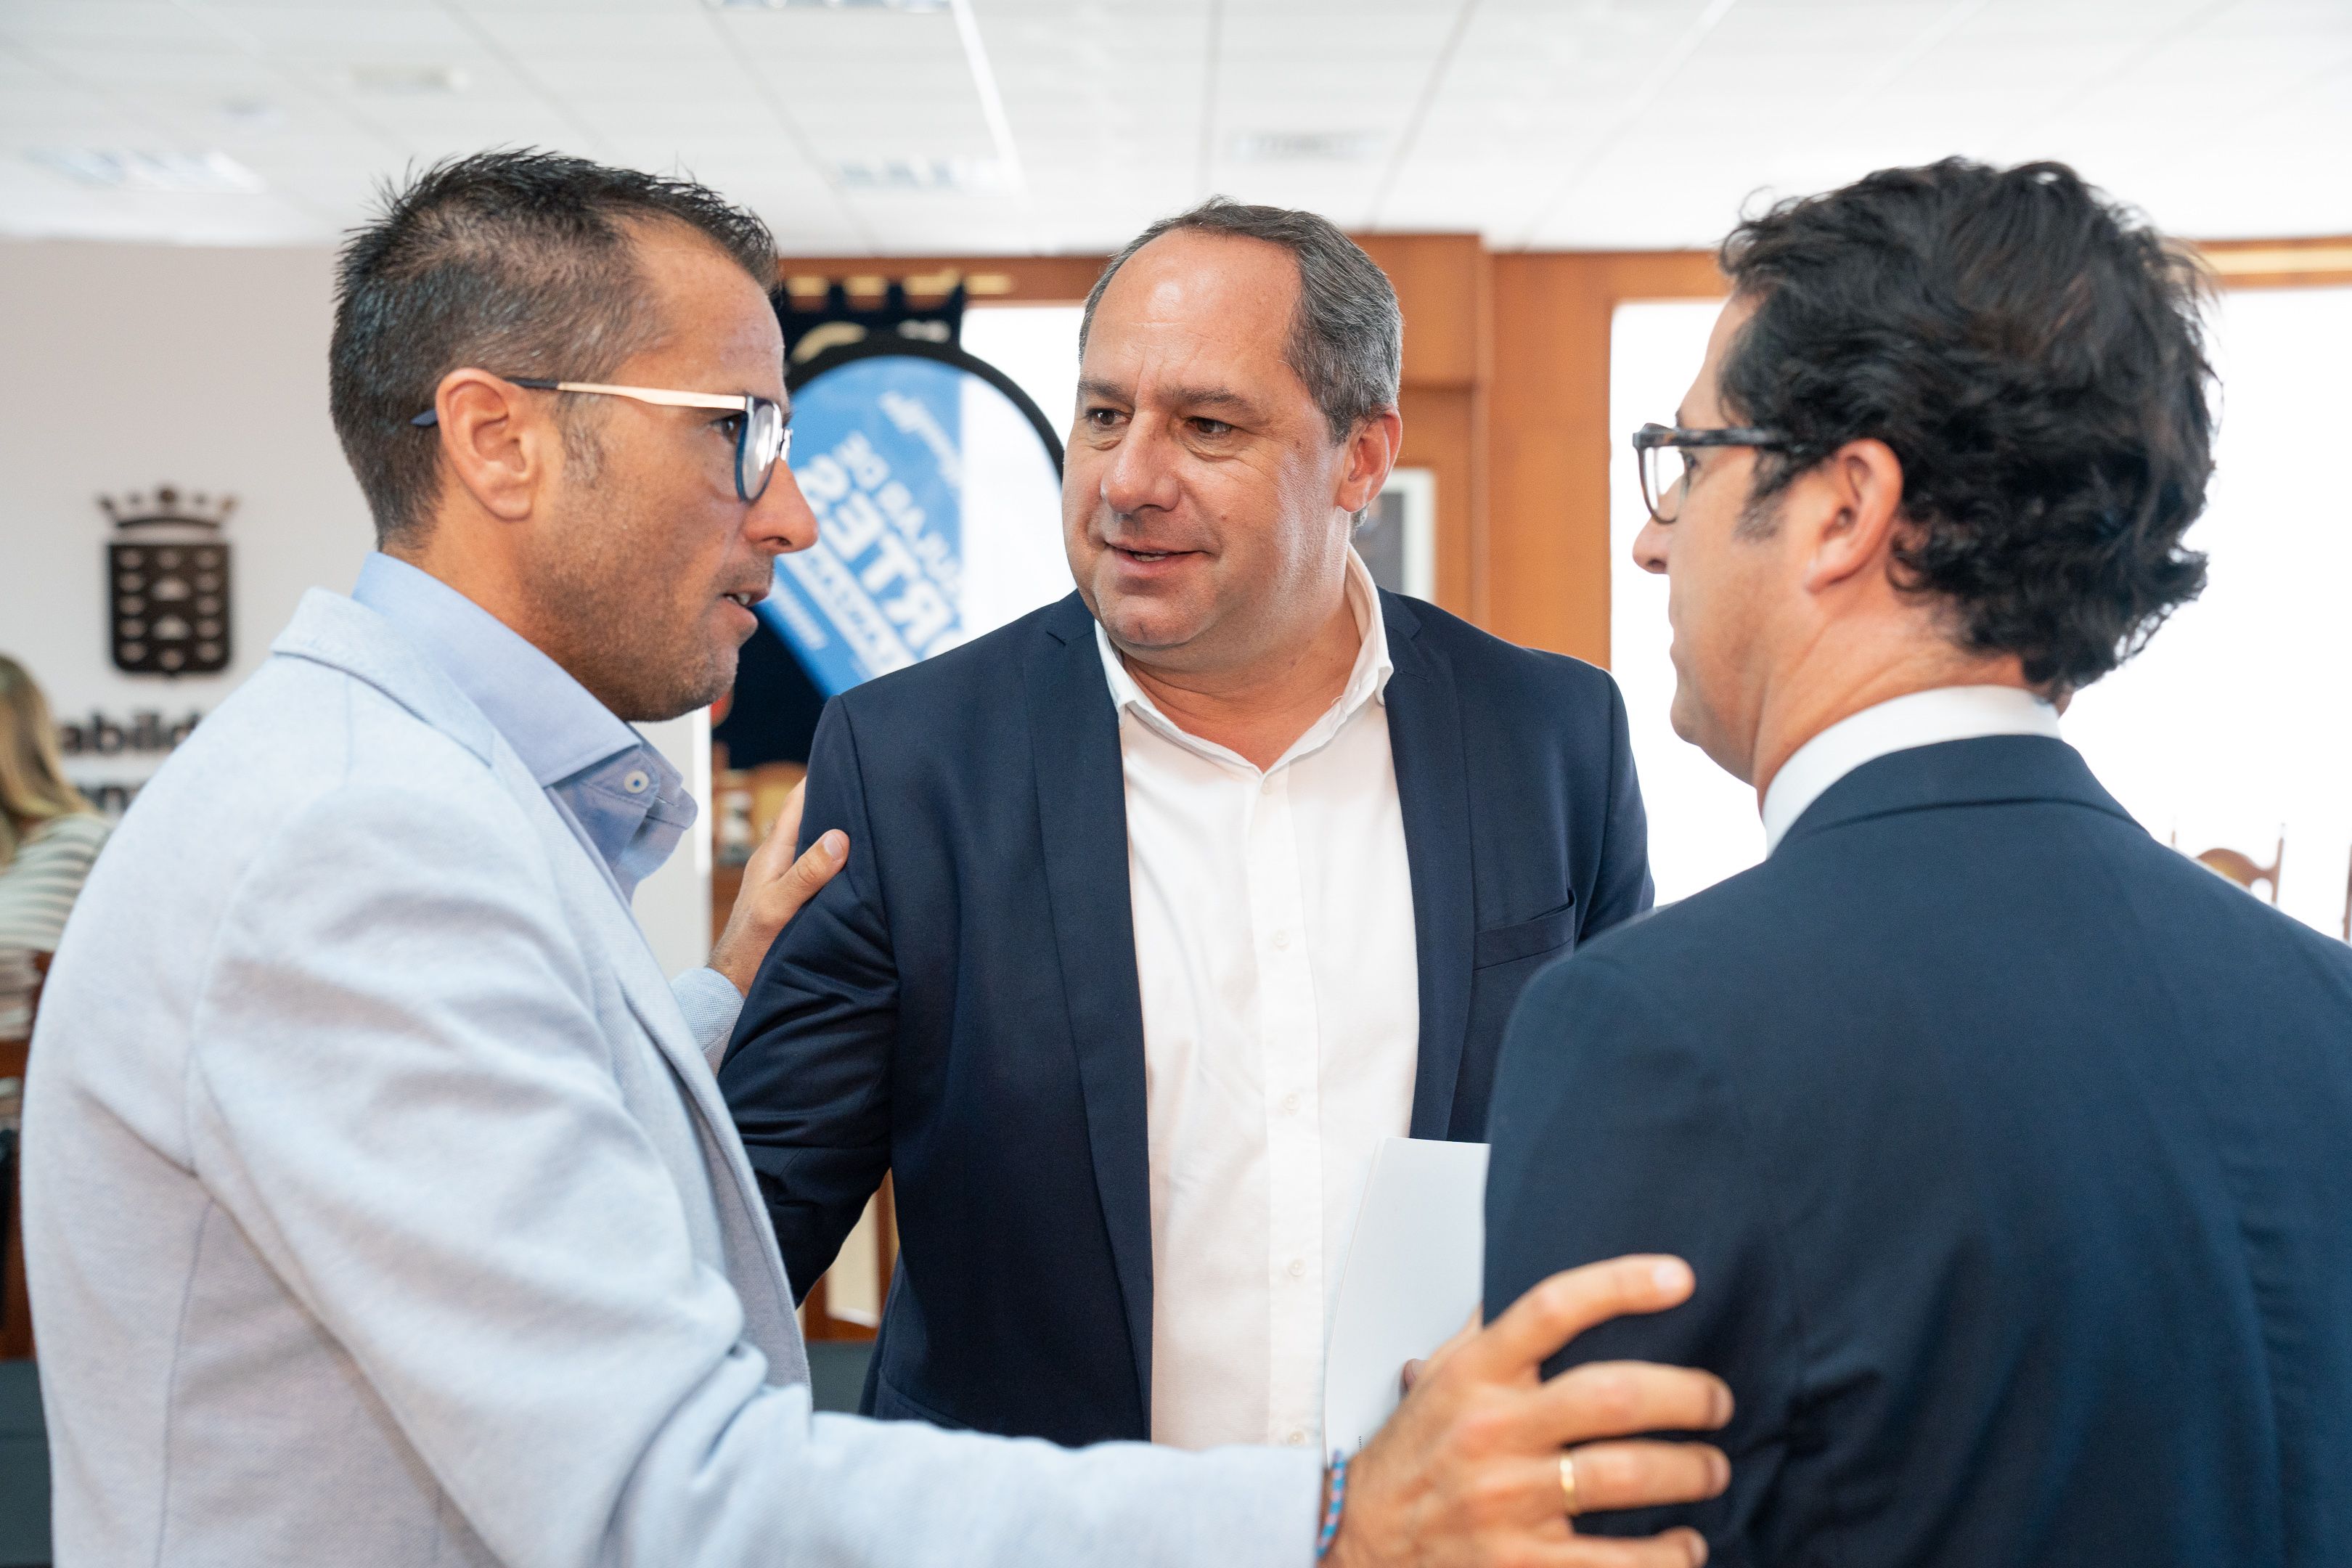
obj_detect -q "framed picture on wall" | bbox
[1358,467,1435,600]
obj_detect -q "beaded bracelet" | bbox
[1316,1450,1352,1561]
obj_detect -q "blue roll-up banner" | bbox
[759,340,1066,696]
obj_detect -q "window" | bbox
[1608,285,2352,938]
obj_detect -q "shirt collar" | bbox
[351,552,693,900]
[1093,548,1395,770]
[353,552,642,787]
[1760,684,2062,854]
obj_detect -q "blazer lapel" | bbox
[504,723,810,1380]
[1381,595,1477,1140]
[278,592,807,1378]
[1025,595,1156,1411]
[603,903,809,1379]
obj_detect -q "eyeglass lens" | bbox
[740,398,788,502]
[1641,442,1690,523]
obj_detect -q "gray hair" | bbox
[1079,197,1402,443]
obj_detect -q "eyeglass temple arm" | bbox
[410,378,754,427]
[409,377,560,428]
[1633,425,1789,448]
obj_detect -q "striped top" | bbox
[1,811,111,1039]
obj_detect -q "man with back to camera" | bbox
[720,199,1654,1454]
[1483,158,2352,1565]
[23,149,1734,1568]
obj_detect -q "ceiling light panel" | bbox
[710,0,950,11]
[0,0,2346,252]
[27,147,266,193]
[0,0,219,53]
[348,63,472,96]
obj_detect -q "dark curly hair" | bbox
[332,149,777,546]
[1718,158,2216,693]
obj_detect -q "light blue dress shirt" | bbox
[351,552,744,1043]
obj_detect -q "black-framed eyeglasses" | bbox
[1630,422,1799,525]
[410,376,791,502]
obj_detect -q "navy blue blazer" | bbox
[723,589,1651,1445]
[1485,735,2352,1566]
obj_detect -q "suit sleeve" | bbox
[185,781,1321,1568]
[1580,674,1654,939]
[1482,954,1798,1567]
[671,965,746,1070]
[717,697,897,1302]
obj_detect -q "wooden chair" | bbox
[1,951,48,1363]
[2194,835,2284,905]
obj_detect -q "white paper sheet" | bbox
[1322,1136,1490,1455]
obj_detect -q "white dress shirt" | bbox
[1760,684,2062,854]
[1098,550,1419,1455]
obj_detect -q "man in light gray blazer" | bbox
[23,150,1731,1568]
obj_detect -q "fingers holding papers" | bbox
[1402,1307,1482,1395]
[1327,1255,1731,1568]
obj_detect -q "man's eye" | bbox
[1085,407,1124,428]
[1191,418,1232,438]
[716,413,745,438]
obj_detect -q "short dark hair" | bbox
[1080,197,1401,442]
[1718,158,2215,694]
[331,149,778,545]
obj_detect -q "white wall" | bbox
[1609,298,1768,905]
[0,240,372,796]
[960,302,1084,447]
[0,237,711,971]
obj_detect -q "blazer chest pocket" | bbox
[1472,897,1578,970]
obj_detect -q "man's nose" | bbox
[1099,418,1182,519]
[748,459,820,558]
[1632,515,1671,576]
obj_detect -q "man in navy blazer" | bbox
[724,200,1651,1451]
[1486,158,2352,1565]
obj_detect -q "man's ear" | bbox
[430,369,551,523]
[1799,437,1905,594]
[1334,406,1404,515]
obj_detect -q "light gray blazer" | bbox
[23,589,1317,1567]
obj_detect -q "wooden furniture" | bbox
[2195,836,2284,905]
[1,951,48,1363]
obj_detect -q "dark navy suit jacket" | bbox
[1485,735,2352,1567]
[723,589,1651,1445]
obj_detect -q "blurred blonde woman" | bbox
[1,656,109,1039]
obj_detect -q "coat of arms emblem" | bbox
[100,485,235,676]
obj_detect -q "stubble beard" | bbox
[530,488,740,725]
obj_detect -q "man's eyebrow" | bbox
[1076,377,1262,420]
[1166,385,1258,417]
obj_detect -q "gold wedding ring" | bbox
[1559,1451,1580,1517]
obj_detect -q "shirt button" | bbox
[1288,1257,1306,1279]
[622,769,651,794]
[1271,929,1291,950]
[1260,775,1277,795]
[1282,1092,1301,1114]
[1287,1431,1307,1446]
